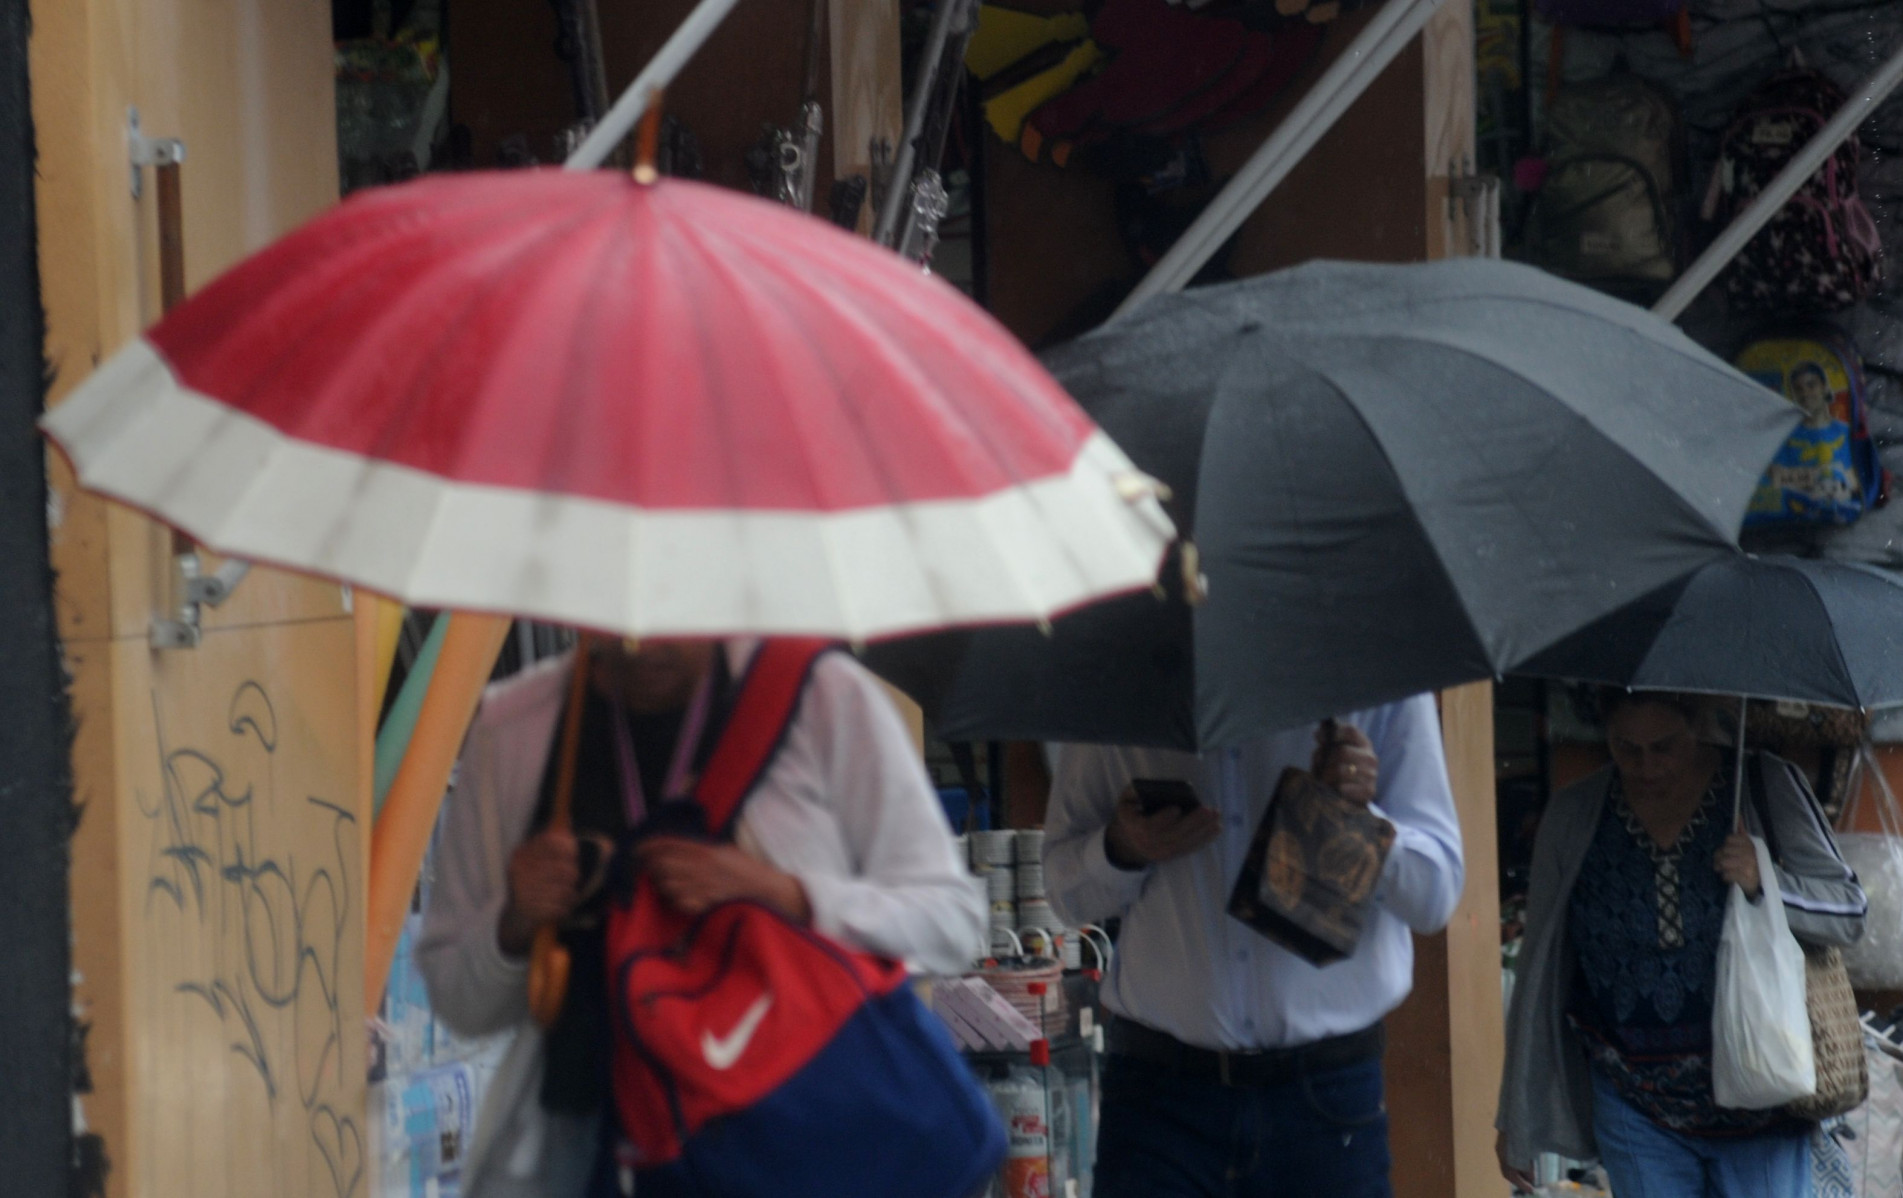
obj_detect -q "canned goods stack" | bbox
[1014,829,1080,970]
[968,830,1018,956]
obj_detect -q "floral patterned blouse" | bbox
[1565,770,1794,1138]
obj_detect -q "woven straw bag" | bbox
[1789,944,1868,1120]
[1745,755,1870,1120]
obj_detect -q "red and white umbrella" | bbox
[42,170,1172,640]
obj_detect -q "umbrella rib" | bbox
[675,211,1046,627]
[362,192,629,471]
[1208,354,1495,728]
[226,185,603,441]
[1267,289,1788,412]
[1267,327,1765,547]
[1792,563,1865,709]
[680,215,942,632]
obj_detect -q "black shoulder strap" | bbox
[1745,752,1785,864]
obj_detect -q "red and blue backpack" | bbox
[605,639,1004,1198]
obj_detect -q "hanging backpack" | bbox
[605,639,1005,1198]
[1525,74,1682,300]
[1703,69,1883,314]
[1533,0,1686,24]
[1737,324,1891,527]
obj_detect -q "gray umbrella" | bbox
[1515,554,1903,710]
[867,258,1800,749]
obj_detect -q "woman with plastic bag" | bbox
[1495,690,1866,1197]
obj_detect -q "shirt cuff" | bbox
[1089,826,1150,900]
[485,895,533,978]
[794,870,854,944]
[1368,805,1405,906]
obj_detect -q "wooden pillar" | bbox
[30,2,364,1196]
[1390,681,1506,1198]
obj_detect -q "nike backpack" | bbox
[1524,74,1683,301]
[604,639,1005,1198]
[1703,69,1883,314]
[1736,324,1890,527]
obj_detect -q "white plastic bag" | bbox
[1712,834,1817,1110]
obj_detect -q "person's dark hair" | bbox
[1792,362,1828,387]
[1595,687,1707,730]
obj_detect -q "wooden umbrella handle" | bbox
[528,635,596,1027]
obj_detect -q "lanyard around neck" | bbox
[608,666,716,827]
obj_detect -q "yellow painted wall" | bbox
[29,1,364,1195]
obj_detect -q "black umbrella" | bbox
[1515,554,1903,710]
[867,258,1800,749]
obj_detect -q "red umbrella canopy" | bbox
[44,171,1171,639]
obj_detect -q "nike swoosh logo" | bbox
[701,993,774,1071]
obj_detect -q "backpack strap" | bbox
[692,639,835,838]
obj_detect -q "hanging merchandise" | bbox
[966,6,1099,145]
[1523,73,1683,300]
[1703,69,1884,315]
[1736,325,1891,528]
[1839,747,1903,992]
[1012,0,1321,169]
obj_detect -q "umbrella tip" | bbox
[1114,472,1169,505]
[1181,541,1209,607]
[632,91,665,185]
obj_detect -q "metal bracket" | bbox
[1447,159,1501,260]
[149,553,251,650]
[127,107,186,200]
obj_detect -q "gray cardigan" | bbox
[1496,755,1867,1168]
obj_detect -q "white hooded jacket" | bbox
[415,643,986,1197]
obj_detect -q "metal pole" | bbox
[1113,0,1447,317]
[563,0,744,171]
[872,0,967,246]
[1653,40,1903,322]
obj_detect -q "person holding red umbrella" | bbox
[416,636,987,1198]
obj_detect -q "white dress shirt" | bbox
[1044,695,1464,1052]
[416,642,986,1197]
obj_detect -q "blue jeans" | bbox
[1093,1053,1391,1198]
[1591,1072,1812,1198]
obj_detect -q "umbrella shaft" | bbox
[564,0,744,171]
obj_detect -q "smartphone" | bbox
[1132,777,1200,816]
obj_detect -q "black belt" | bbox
[1107,1018,1385,1088]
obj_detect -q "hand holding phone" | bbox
[1108,778,1220,869]
[1132,777,1200,816]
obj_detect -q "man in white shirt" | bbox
[417,639,986,1198]
[1044,697,1464,1198]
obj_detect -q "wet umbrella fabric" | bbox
[1515,554,1903,710]
[40,170,1172,641]
[868,258,1800,748]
